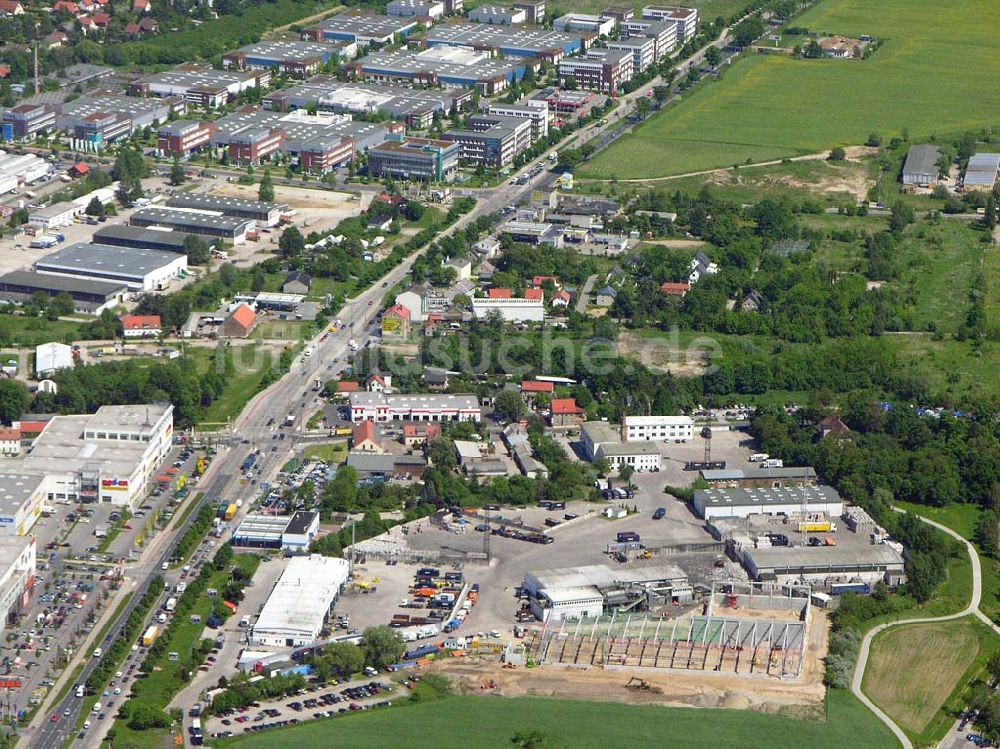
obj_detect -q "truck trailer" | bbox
[142,625,159,646]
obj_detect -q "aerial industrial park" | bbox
[0,0,997,748]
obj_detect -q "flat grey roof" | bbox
[744,543,905,571]
[165,193,287,214]
[30,201,78,219]
[902,144,941,176]
[695,485,842,509]
[35,243,182,278]
[422,23,584,53]
[965,152,1000,186]
[0,270,126,297]
[93,225,191,250]
[131,207,253,232]
[0,472,46,517]
[308,13,418,38]
[529,563,687,591]
[229,39,353,63]
[702,467,818,481]
[350,392,480,410]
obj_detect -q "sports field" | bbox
[582,0,1000,178]
[217,692,899,749]
[863,619,979,735]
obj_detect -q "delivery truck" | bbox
[142,625,159,646]
[165,597,177,612]
[224,503,237,521]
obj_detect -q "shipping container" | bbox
[798,521,835,533]
[830,582,870,595]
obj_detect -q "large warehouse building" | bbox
[92,225,192,254]
[0,271,125,314]
[580,421,661,473]
[164,194,288,227]
[0,472,47,537]
[523,563,692,621]
[34,243,188,291]
[251,555,350,647]
[693,485,844,520]
[0,537,36,636]
[741,544,906,587]
[130,207,255,244]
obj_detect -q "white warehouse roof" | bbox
[252,555,349,645]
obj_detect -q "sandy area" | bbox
[209,182,370,236]
[429,609,828,717]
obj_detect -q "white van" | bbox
[75,685,85,698]
[748,453,769,462]
[92,647,102,658]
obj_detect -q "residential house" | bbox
[443,255,472,281]
[381,303,411,338]
[550,397,583,427]
[352,419,385,453]
[659,281,689,298]
[0,1,25,15]
[367,215,393,232]
[282,271,311,294]
[366,373,392,393]
[0,427,20,455]
[521,380,553,397]
[424,367,449,390]
[402,422,441,447]
[122,314,162,338]
[741,289,765,312]
[488,288,513,299]
[133,0,150,11]
[689,251,718,283]
[552,289,571,307]
[336,380,361,395]
[594,286,617,307]
[221,303,257,338]
[531,275,559,289]
[524,288,543,302]
[817,414,853,440]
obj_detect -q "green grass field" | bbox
[303,441,348,463]
[217,691,899,749]
[864,618,979,737]
[582,0,1000,178]
[186,345,280,426]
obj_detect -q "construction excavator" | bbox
[625,677,652,691]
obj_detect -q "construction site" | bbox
[526,583,811,680]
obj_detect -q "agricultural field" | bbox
[582,0,1000,179]
[863,618,987,741]
[217,691,899,749]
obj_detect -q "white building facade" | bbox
[624,415,694,442]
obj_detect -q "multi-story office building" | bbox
[559,48,633,94]
[368,136,461,182]
[445,113,532,167]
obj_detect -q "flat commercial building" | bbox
[0,537,36,637]
[17,403,173,508]
[487,100,548,139]
[35,342,73,378]
[232,511,319,551]
[2,104,57,140]
[28,201,81,229]
[742,544,906,586]
[559,48,633,94]
[553,13,615,35]
[223,40,357,78]
[445,113,533,166]
[57,95,180,146]
[0,152,50,187]
[524,563,690,621]
[130,207,255,243]
[700,467,818,489]
[128,65,269,109]
[386,0,445,18]
[606,35,657,72]
[693,485,844,520]
[641,5,698,41]
[901,144,941,186]
[964,152,1000,190]
[347,46,530,95]
[368,136,461,182]
[468,5,526,24]
[423,22,588,62]
[156,120,217,158]
[264,77,472,130]
[211,108,398,171]
[164,194,287,227]
[0,271,125,314]
[621,18,677,60]
[624,414,693,442]
[302,12,419,46]
[35,243,188,291]
[501,220,563,246]
[0,473,47,536]
[348,392,481,423]
[470,296,545,321]
[580,421,660,472]
[92,225,192,254]
[250,555,350,647]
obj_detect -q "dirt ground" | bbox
[209,182,370,236]
[616,330,718,375]
[707,146,875,201]
[427,608,828,717]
